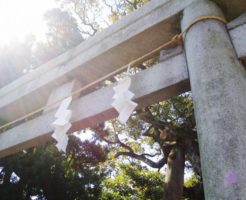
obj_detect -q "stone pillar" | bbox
[181,0,246,199]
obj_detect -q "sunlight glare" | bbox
[0,0,57,45]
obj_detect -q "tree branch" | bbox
[115,151,166,169]
[102,0,115,15]
[137,108,166,129]
[74,3,97,36]
[125,0,138,9]
[142,126,160,142]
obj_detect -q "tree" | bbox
[34,8,83,65]
[102,0,150,22]
[0,136,107,200]
[44,8,83,49]
[92,93,203,200]
[100,164,165,200]
[57,0,150,35]
[0,7,103,200]
[52,0,204,199]
[0,7,83,89]
[0,1,204,199]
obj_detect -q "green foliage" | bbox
[0,7,83,87]
[44,8,83,49]
[57,0,102,36]
[34,8,83,65]
[58,0,150,34]
[100,165,164,200]
[105,0,150,22]
[0,137,107,200]
[0,0,203,199]
[184,175,200,188]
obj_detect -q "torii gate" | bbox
[0,0,245,198]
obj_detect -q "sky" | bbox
[0,0,194,181]
[0,0,57,45]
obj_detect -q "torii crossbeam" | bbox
[0,0,245,199]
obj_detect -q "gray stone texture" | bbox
[182,0,246,199]
[0,51,189,157]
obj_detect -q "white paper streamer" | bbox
[52,110,72,128]
[55,97,72,118]
[51,97,72,152]
[112,77,138,124]
[118,100,137,123]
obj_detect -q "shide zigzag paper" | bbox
[112,77,138,124]
[52,96,72,152]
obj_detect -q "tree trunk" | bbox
[164,145,185,200]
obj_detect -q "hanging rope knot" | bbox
[171,34,183,44]
[0,16,228,132]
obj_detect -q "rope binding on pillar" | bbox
[180,15,227,39]
[0,15,227,131]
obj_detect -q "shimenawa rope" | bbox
[0,16,226,131]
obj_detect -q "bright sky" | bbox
[0,0,57,45]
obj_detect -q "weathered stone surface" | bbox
[0,0,196,123]
[0,0,245,124]
[227,13,246,30]
[0,0,245,165]
[182,0,246,199]
[229,23,246,60]
[0,51,189,158]
[43,79,81,113]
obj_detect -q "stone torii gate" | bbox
[0,0,245,199]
